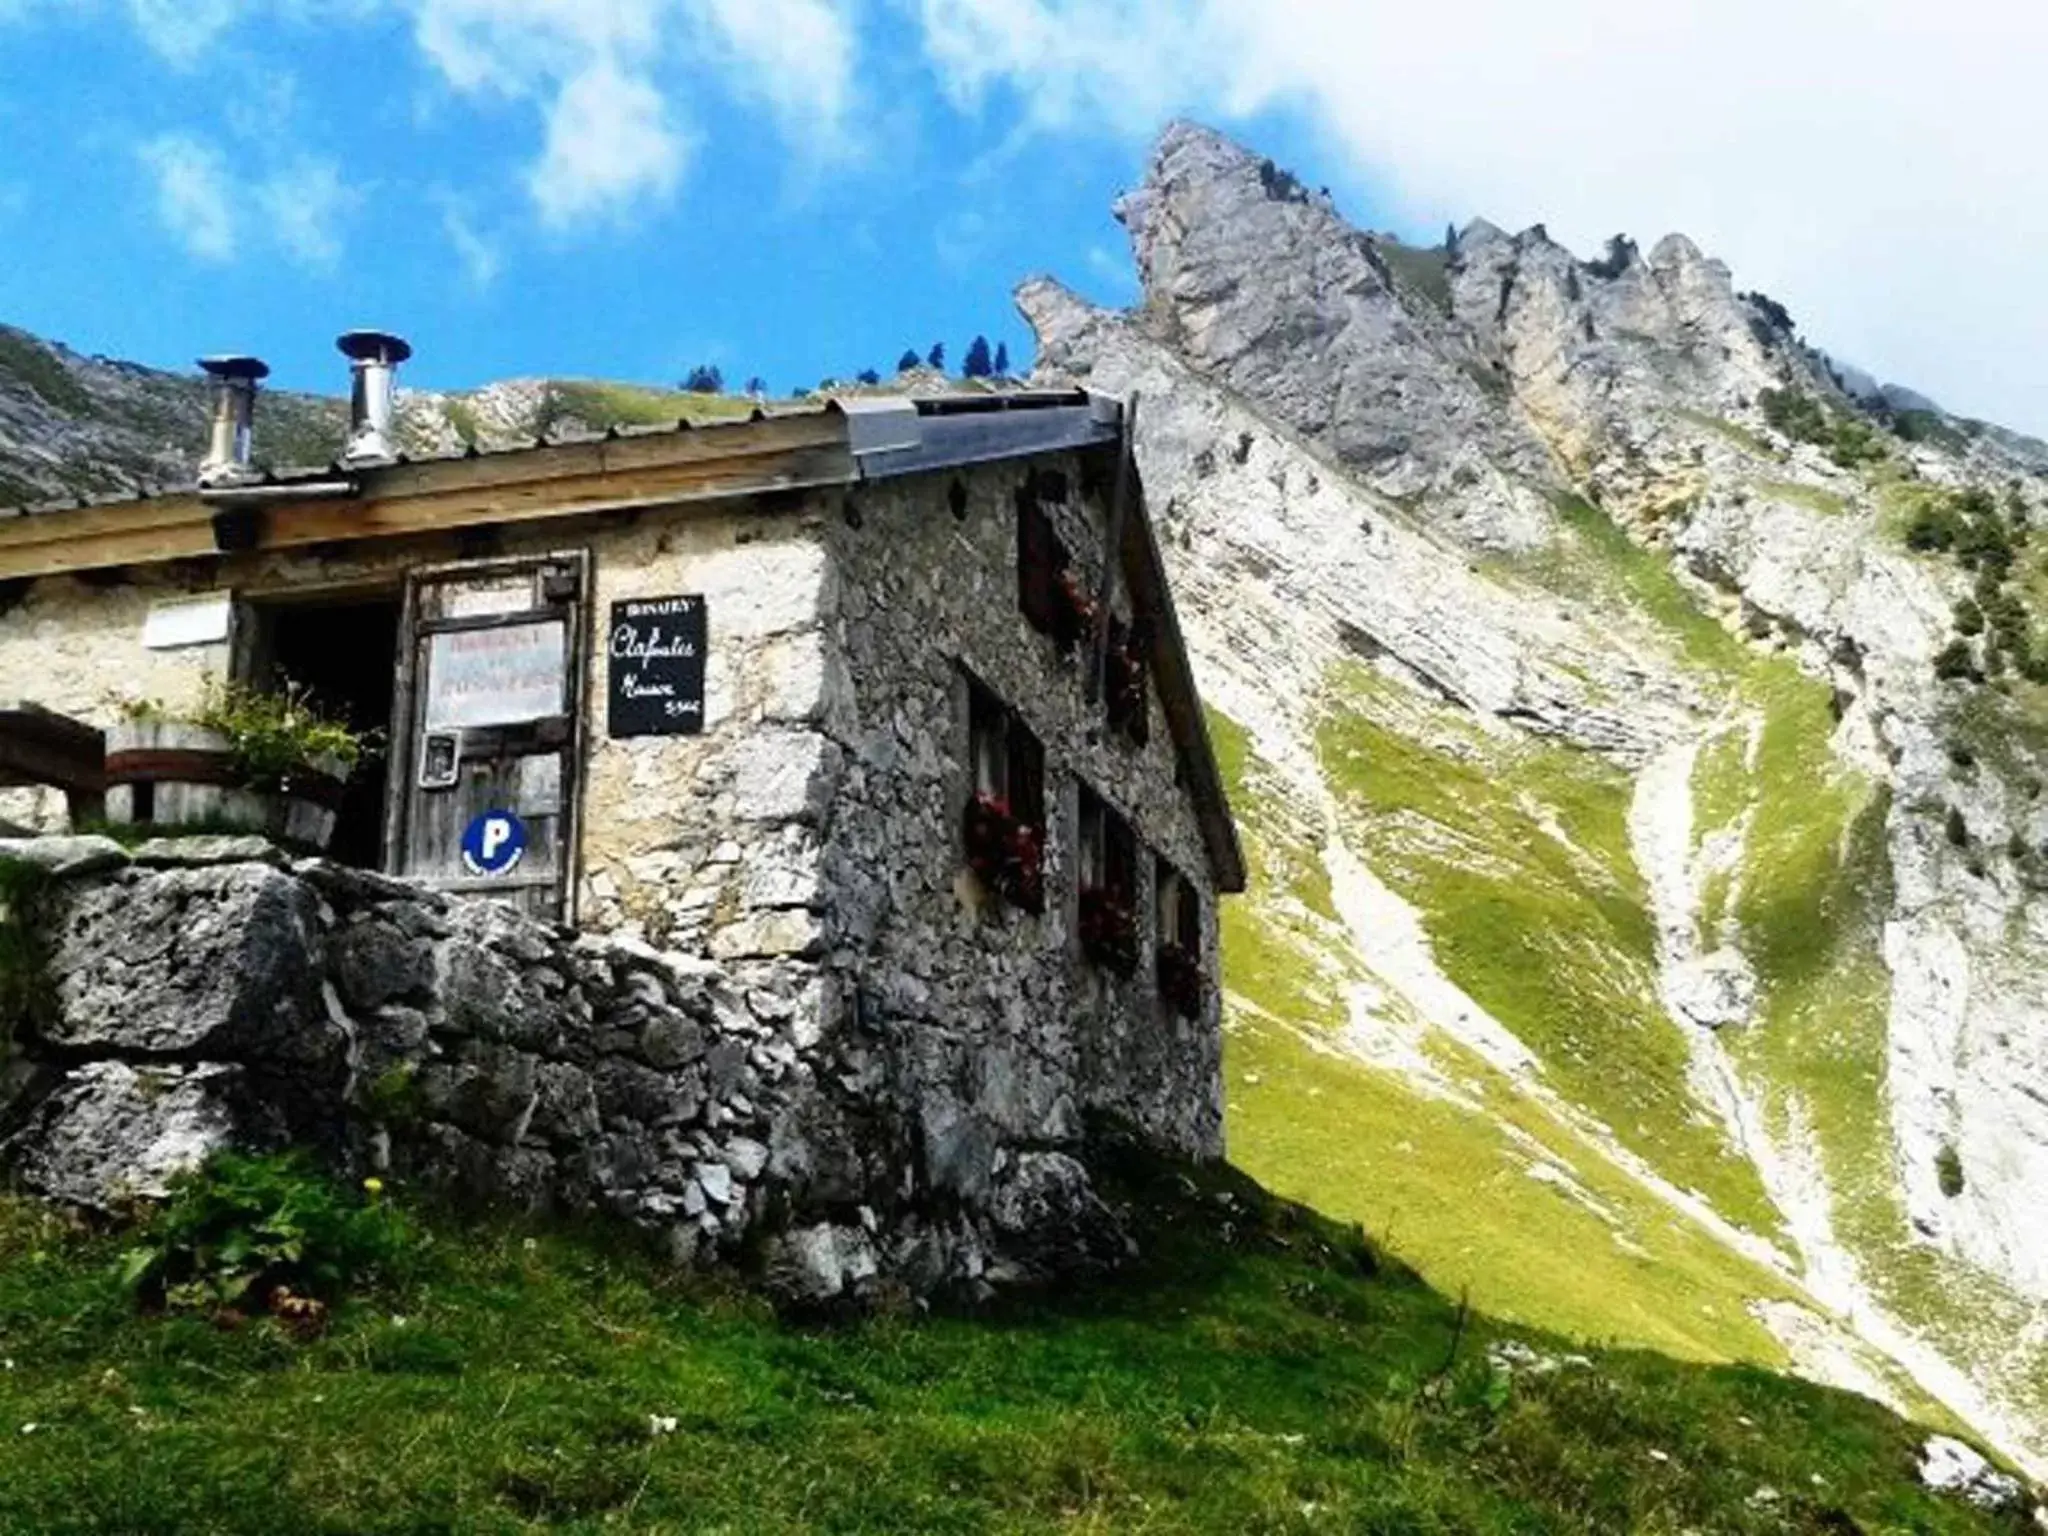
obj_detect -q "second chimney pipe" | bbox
[197,354,269,486]
[338,329,412,467]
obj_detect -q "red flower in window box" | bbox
[964,790,1011,879]
[1105,624,1149,743]
[1156,940,1204,1018]
[1051,565,1100,654]
[963,792,1044,913]
[1005,819,1045,912]
[1079,886,1140,975]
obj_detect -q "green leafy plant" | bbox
[364,1062,424,1128]
[1944,805,1971,849]
[112,694,169,724]
[117,678,372,791]
[1758,386,1887,468]
[119,1151,412,1316]
[1911,483,2048,683]
[1933,639,1978,682]
[194,677,369,787]
[1936,1142,1966,1199]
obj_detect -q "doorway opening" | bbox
[242,591,402,869]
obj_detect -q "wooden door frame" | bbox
[382,548,593,923]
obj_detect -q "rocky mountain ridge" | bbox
[1024,120,2048,1473]
[0,327,771,510]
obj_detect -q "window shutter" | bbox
[1017,491,1059,633]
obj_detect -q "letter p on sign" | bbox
[461,810,528,877]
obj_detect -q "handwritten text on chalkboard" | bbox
[608,595,707,737]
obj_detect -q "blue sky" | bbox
[1,1,2045,432]
[0,2,1383,400]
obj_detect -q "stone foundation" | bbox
[0,836,1141,1304]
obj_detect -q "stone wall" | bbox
[0,835,1135,1302]
[819,453,1225,1171]
[0,507,840,967]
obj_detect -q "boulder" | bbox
[34,864,336,1066]
[1918,1435,2025,1510]
[5,1061,252,1208]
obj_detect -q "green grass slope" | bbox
[1209,707,1812,1367]
[0,1162,2023,1535]
[1695,654,2048,1440]
[1313,664,1782,1241]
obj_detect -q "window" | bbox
[1019,478,1102,655]
[1156,860,1204,1017]
[962,674,1045,913]
[1104,615,1151,747]
[1077,785,1140,975]
[1017,485,1064,635]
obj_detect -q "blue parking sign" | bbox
[461,810,527,877]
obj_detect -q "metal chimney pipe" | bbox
[337,329,412,466]
[196,354,269,486]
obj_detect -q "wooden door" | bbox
[385,552,589,921]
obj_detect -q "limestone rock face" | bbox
[1111,122,1558,551]
[1025,119,2048,1471]
[1919,1435,2025,1510]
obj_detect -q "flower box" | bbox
[963,792,1044,913]
[1079,886,1140,975]
[104,717,349,851]
[1104,621,1150,745]
[104,680,368,853]
[1050,565,1100,655]
[1156,941,1204,1018]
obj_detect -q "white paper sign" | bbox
[424,621,565,728]
[142,594,232,650]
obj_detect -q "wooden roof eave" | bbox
[1116,468,1247,895]
[0,412,858,581]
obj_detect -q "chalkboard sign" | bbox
[608,595,707,737]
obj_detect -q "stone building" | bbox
[0,337,1243,1298]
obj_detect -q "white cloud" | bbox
[138,132,356,269]
[411,0,667,96]
[409,0,859,227]
[123,0,384,63]
[692,0,860,148]
[918,0,1220,132]
[528,55,687,226]
[438,198,502,290]
[933,206,990,270]
[137,132,236,260]
[49,0,866,232]
[911,0,2048,436]
[125,0,244,65]
[257,158,354,269]
[1084,243,1135,296]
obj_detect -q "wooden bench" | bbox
[0,702,105,828]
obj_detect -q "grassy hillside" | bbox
[1206,473,2048,1464]
[1315,663,1781,1240]
[1208,705,1819,1367]
[0,1155,2024,1534]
